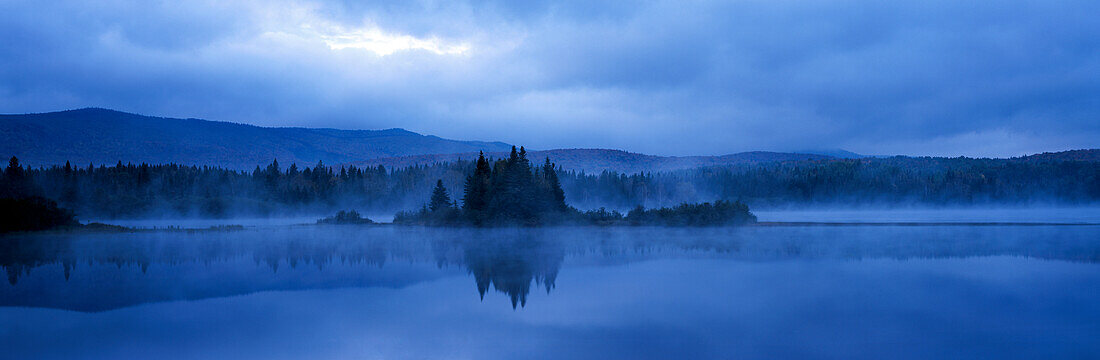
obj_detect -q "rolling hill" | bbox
[1016,149,1100,163]
[0,108,840,173]
[0,108,512,169]
[4,108,1095,174]
[346,148,1100,174]
[346,149,836,174]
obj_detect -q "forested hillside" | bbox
[1017,149,1100,163]
[0,108,511,169]
[1,108,836,173]
[346,149,835,174]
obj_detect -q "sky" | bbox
[1,0,1098,157]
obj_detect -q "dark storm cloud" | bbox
[0,0,1097,157]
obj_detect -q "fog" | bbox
[753,206,1100,224]
[7,152,1097,224]
[5,220,1099,358]
[4,225,1100,311]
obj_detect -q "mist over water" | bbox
[755,207,1100,224]
[2,224,1099,359]
[78,207,1100,229]
[80,216,322,229]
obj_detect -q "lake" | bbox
[2,223,1099,359]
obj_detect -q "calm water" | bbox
[754,207,1100,224]
[2,224,1099,359]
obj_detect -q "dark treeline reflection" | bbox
[458,235,563,308]
[2,226,1099,311]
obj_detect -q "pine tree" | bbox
[2,156,33,199]
[429,179,452,212]
[543,158,567,211]
[462,152,492,223]
[487,146,537,223]
[59,161,79,205]
[5,156,23,179]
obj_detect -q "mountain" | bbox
[794,149,867,159]
[0,108,837,173]
[1015,149,1100,163]
[6,108,1093,174]
[351,148,1100,174]
[0,108,512,169]
[347,148,836,174]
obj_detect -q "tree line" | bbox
[1,153,1098,221]
[561,156,1100,208]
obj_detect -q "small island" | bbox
[316,210,375,225]
[393,147,756,227]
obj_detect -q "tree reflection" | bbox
[1,236,75,285]
[453,231,564,308]
[2,225,1099,312]
[0,229,570,309]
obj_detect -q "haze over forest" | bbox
[2,108,1098,220]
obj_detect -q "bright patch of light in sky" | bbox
[254,4,472,57]
[305,24,469,56]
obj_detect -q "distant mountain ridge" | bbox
[1016,149,1100,162]
[793,149,867,159]
[0,108,512,169]
[2,108,1096,173]
[349,148,1100,174]
[347,149,837,174]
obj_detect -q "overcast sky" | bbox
[1,0,1098,157]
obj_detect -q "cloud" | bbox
[0,0,1097,157]
[309,25,470,55]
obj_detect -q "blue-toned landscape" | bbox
[4,0,1100,358]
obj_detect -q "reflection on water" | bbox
[2,225,1099,312]
[754,207,1100,223]
[3,225,1100,359]
[458,235,563,308]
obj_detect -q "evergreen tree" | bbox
[429,179,452,212]
[542,158,567,211]
[61,161,79,204]
[487,146,540,224]
[462,152,492,223]
[5,156,23,179]
[2,156,34,198]
[263,159,281,193]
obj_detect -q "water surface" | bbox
[755,207,1100,224]
[2,225,1098,359]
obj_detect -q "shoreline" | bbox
[5,220,1100,236]
[755,221,1100,227]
